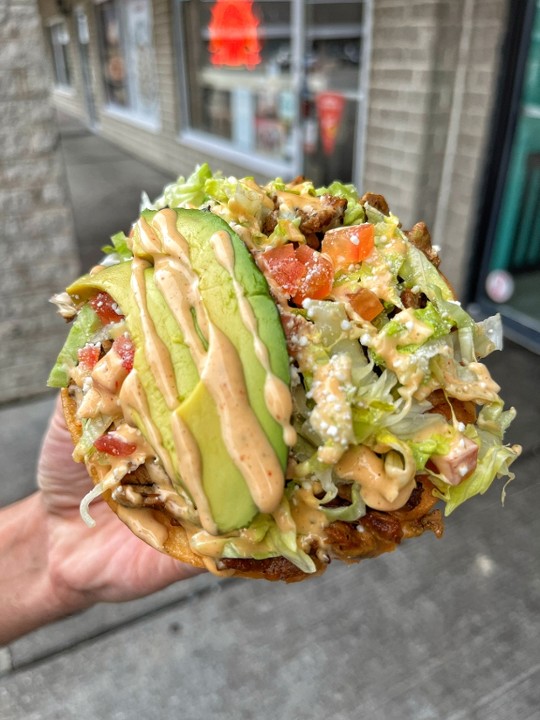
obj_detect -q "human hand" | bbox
[37,394,203,612]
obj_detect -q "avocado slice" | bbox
[65,210,290,533]
[47,303,101,387]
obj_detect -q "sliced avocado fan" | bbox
[53,209,291,533]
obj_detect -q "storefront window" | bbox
[175,0,371,184]
[49,20,72,89]
[303,1,366,185]
[177,0,294,174]
[95,0,159,126]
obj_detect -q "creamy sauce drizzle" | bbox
[335,445,415,511]
[119,369,176,482]
[116,506,169,549]
[131,254,178,410]
[210,230,296,448]
[170,410,217,534]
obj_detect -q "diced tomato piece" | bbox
[429,436,479,486]
[77,343,100,370]
[94,433,137,457]
[348,288,384,322]
[112,335,135,372]
[321,224,375,270]
[261,245,306,295]
[89,292,124,325]
[262,244,334,305]
[293,245,334,305]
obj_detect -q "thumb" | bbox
[37,394,93,512]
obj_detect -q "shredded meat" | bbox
[218,556,317,583]
[401,288,427,309]
[428,389,477,425]
[269,192,347,235]
[112,471,444,582]
[360,192,390,216]
[261,213,278,236]
[299,194,347,234]
[405,221,440,268]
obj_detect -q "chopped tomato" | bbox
[89,292,124,325]
[429,436,479,486]
[321,224,375,270]
[348,288,384,322]
[262,244,334,306]
[293,245,334,305]
[112,335,135,372]
[77,343,100,370]
[260,245,306,295]
[94,433,137,457]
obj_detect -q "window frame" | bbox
[173,0,372,185]
[47,18,74,92]
[94,0,161,131]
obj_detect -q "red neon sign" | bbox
[208,0,262,69]
[316,92,346,156]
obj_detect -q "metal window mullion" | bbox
[173,0,192,132]
[290,0,305,178]
[118,0,135,112]
[353,0,373,190]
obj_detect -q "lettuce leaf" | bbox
[149,163,214,209]
[101,231,133,261]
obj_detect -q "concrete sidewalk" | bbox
[1,113,539,719]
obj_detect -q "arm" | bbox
[0,396,201,646]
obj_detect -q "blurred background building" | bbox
[1,0,539,404]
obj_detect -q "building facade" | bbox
[38,0,540,350]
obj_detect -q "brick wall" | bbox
[0,0,80,403]
[365,0,508,295]
[436,0,509,288]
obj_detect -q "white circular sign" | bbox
[485,269,514,303]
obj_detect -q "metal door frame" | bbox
[468,0,539,352]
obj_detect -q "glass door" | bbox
[175,0,372,184]
[473,0,540,351]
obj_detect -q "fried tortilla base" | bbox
[61,388,444,582]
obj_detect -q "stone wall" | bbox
[0,0,80,403]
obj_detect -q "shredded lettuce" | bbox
[321,482,366,522]
[150,163,214,210]
[101,231,132,261]
[73,414,113,462]
[401,243,454,303]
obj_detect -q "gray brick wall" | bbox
[0,0,80,403]
[364,0,508,295]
